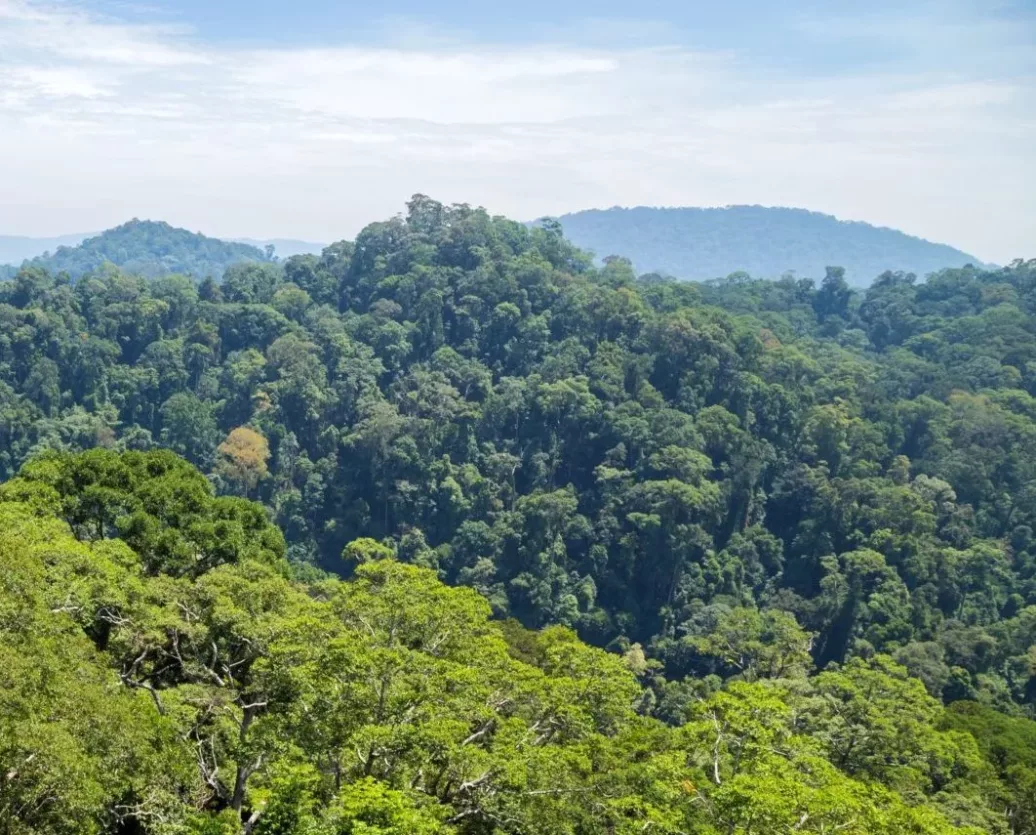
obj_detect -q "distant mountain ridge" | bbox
[0,232,92,265]
[553,205,989,285]
[4,206,987,286]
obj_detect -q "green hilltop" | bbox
[16,218,272,279]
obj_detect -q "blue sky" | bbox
[0,0,1033,263]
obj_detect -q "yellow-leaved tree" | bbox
[216,426,270,494]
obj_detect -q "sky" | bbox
[0,0,1033,263]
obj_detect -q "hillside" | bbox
[1,194,1035,832]
[20,218,271,279]
[554,205,987,284]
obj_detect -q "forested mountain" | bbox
[554,205,988,284]
[2,195,1036,833]
[0,232,323,276]
[15,219,272,279]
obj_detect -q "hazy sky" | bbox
[0,0,1033,263]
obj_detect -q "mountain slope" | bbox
[22,219,271,278]
[554,205,987,285]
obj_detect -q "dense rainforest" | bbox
[3,451,1030,835]
[556,205,988,285]
[1,195,1035,833]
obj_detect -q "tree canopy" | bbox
[1,195,1035,832]
[0,450,1026,834]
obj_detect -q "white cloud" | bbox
[0,0,204,65]
[0,0,1032,264]
[1,65,111,103]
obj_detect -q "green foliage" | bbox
[0,457,1009,833]
[0,448,285,575]
[0,200,1034,714]
[342,537,396,564]
[684,606,814,681]
[1,197,1035,832]
[943,702,1036,834]
[317,779,452,834]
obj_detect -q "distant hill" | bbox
[0,232,91,265]
[233,237,326,258]
[552,205,988,285]
[18,220,272,279]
